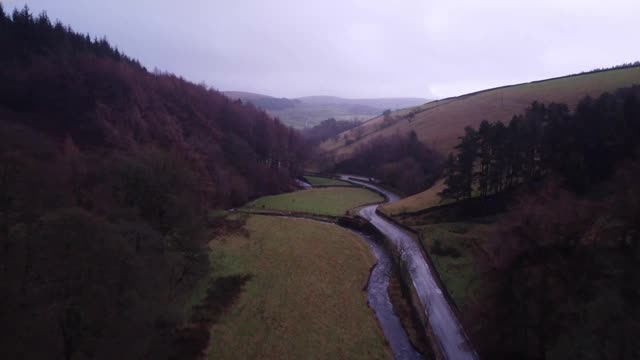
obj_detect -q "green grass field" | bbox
[417,220,495,309]
[303,175,352,187]
[208,215,391,360]
[247,187,383,216]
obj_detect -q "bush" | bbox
[431,239,462,257]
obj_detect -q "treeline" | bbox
[441,85,640,201]
[334,131,443,195]
[303,117,360,146]
[0,5,307,359]
[245,96,300,111]
[579,61,640,75]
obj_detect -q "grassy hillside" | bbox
[319,66,640,160]
[208,215,391,360]
[224,91,429,128]
[380,178,447,215]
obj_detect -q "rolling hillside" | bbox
[319,66,640,162]
[224,91,429,128]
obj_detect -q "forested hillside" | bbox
[0,6,306,359]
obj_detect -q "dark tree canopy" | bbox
[303,117,361,146]
[334,130,444,195]
[440,86,640,201]
[0,7,308,359]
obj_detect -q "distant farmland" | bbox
[224,91,429,128]
[319,66,640,160]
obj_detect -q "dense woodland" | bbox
[439,86,640,359]
[334,131,444,195]
[242,96,300,111]
[0,6,307,359]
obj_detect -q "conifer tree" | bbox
[489,121,508,192]
[439,153,464,201]
[477,120,493,198]
[456,126,478,199]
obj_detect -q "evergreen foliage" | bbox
[441,86,640,200]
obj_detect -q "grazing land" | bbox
[246,187,383,216]
[320,66,640,159]
[208,215,391,360]
[303,175,352,187]
[417,220,495,309]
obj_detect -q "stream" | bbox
[354,230,423,360]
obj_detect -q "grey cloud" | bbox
[5,0,640,98]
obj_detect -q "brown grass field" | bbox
[319,67,640,159]
[208,215,391,359]
[380,178,447,215]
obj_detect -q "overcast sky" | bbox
[5,0,640,98]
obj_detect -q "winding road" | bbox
[295,178,313,189]
[339,175,479,360]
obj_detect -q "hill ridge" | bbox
[319,65,640,159]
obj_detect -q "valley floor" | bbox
[246,187,383,216]
[207,214,391,359]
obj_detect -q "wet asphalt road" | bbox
[340,176,479,360]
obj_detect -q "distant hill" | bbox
[223,91,273,100]
[224,91,430,128]
[296,95,429,109]
[224,91,301,110]
[319,65,640,162]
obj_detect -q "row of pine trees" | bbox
[440,85,640,201]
